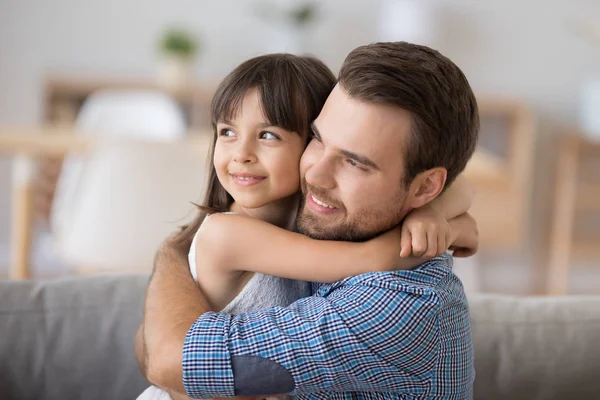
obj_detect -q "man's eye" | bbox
[260,131,280,140]
[219,128,235,137]
[346,159,367,171]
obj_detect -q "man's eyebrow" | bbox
[311,122,379,170]
[339,149,379,170]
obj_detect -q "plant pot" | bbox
[157,54,192,90]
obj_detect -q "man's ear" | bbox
[405,167,447,209]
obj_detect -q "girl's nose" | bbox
[233,141,257,164]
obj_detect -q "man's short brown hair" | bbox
[338,41,479,188]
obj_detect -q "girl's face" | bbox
[214,89,306,209]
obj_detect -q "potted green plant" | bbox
[255,1,319,53]
[157,28,199,89]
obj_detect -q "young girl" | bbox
[138,54,475,400]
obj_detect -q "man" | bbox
[138,41,479,399]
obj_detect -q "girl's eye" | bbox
[260,131,280,140]
[219,128,235,137]
[310,131,323,144]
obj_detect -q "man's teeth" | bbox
[312,195,335,209]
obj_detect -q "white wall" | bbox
[0,0,380,271]
[422,0,600,293]
[1,0,599,289]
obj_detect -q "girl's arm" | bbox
[429,174,475,220]
[194,176,476,284]
[448,213,478,258]
[195,213,417,283]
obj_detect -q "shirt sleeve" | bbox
[182,281,441,398]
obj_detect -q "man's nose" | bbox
[304,156,336,190]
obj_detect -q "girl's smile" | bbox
[229,172,267,187]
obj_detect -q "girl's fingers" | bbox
[412,228,427,257]
[400,228,412,257]
[424,229,438,258]
[437,234,447,258]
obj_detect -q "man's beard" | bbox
[295,180,407,242]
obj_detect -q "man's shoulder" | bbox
[309,254,473,397]
[333,253,457,292]
[317,253,467,313]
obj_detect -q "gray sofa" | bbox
[1,275,599,400]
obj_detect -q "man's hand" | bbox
[400,204,452,259]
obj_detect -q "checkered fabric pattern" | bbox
[183,254,474,399]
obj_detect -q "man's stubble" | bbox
[295,179,407,242]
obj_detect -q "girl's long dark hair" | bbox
[172,53,336,251]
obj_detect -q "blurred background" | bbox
[1,0,600,295]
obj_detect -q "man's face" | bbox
[297,84,413,242]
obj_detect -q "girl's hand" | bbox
[400,204,451,259]
[448,213,479,258]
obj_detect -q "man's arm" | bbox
[138,239,211,393]
[174,255,469,398]
[135,324,148,377]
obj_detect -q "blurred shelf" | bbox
[548,134,600,295]
[572,241,600,257]
[464,97,537,251]
[44,75,216,128]
[463,149,510,185]
[0,126,91,155]
[577,182,600,211]
[0,127,212,156]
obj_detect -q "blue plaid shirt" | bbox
[183,254,474,399]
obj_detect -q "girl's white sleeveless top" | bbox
[188,213,311,314]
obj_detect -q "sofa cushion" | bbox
[470,294,600,400]
[0,274,149,400]
[2,275,600,400]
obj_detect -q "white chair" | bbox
[55,138,210,273]
[51,90,187,246]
